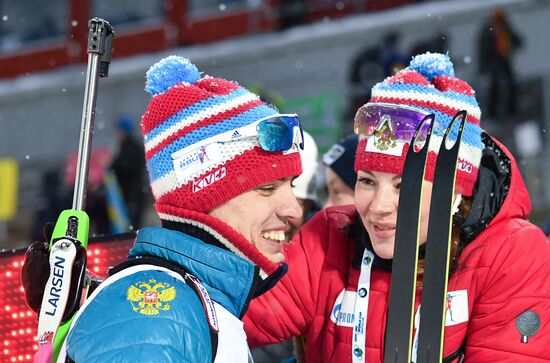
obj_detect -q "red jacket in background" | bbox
[244,138,550,362]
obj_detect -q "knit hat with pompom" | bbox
[354,52,483,196]
[141,55,302,215]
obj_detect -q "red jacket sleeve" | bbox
[464,220,550,361]
[243,208,337,347]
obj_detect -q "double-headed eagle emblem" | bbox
[127,278,176,316]
[373,115,397,151]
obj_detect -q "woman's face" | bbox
[354,170,433,259]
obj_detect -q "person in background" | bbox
[286,130,321,241]
[29,168,70,242]
[243,52,550,362]
[51,55,304,362]
[322,134,358,207]
[346,33,408,132]
[65,148,113,235]
[111,115,147,229]
[478,7,523,118]
[277,0,308,30]
[378,32,408,78]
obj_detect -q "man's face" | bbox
[208,177,302,263]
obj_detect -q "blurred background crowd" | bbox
[1,0,550,250]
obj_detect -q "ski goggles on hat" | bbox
[218,113,304,151]
[353,102,433,142]
[172,113,303,166]
[171,114,303,185]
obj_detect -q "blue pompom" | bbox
[145,55,201,95]
[408,52,455,81]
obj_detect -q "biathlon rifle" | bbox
[34,18,114,363]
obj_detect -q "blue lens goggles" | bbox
[219,113,304,152]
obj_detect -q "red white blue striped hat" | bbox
[354,52,482,197]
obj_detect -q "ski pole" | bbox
[34,18,114,363]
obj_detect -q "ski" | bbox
[416,111,467,363]
[384,114,435,363]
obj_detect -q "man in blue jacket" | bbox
[60,55,304,362]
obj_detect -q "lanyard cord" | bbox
[351,248,422,363]
[351,248,374,363]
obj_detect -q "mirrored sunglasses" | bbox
[354,102,434,143]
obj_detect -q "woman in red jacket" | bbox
[244,52,550,362]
